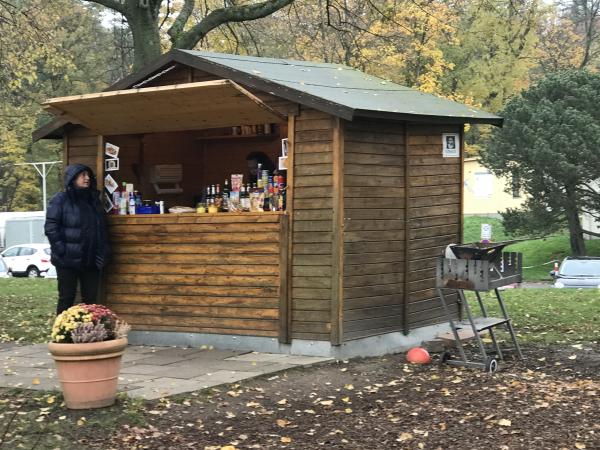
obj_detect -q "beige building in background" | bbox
[463,157,525,216]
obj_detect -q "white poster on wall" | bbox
[442,133,460,157]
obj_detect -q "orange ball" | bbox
[406,347,431,364]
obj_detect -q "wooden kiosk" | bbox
[34,50,502,357]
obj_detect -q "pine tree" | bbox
[481,70,600,255]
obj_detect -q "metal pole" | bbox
[14,161,61,213]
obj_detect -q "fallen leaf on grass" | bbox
[276,419,290,427]
[344,384,354,390]
[246,402,261,408]
[398,432,413,442]
[76,417,86,426]
[345,408,353,413]
[497,419,512,427]
[320,400,334,406]
[281,436,292,443]
[575,443,586,449]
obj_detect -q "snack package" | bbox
[229,191,241,212]
[231,174,243,192]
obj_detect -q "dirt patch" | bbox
[65,343,599,450]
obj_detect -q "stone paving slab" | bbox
[0,344,333,400]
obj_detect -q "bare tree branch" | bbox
[583,228,600,237]
[167,0,195,43]
[174,0,294,49]
[88,0,127,16]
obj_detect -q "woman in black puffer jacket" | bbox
[45,164,110,314]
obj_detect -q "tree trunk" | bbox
[127,12,162,71]
[565,187,586,255]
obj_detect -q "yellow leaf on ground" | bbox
[575,443,586,449]
[399,432,413,442]
[281,437,292,443]
[320,400,334,406]
[342,396,351,403]
[277,399,287,405]
[276,419,290,427]
[497,419,512,427]
[32,378,40,385]
[345,408,353,413]
[219,446,237,450]
[344,384,354,390]
[46,395,55,404]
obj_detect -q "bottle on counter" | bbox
[240,184,250,212]
[210,185,216,203]
[128,195,136,215]
[112,187,121,215]
[256,163,263,188]
[215,184,223,211]
[134,190,142,207]
[222,179,230,212]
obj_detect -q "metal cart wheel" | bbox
[485,357,498,374]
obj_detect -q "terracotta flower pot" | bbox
[48,338,127,409]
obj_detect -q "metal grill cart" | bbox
[436,242,525,373]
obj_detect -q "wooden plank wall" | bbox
[290,107,335,341]
[65,127,100,175]
[105,213,283,337]
[406,124,462,328]
[341,118,406,341]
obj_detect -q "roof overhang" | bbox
[353,109,504,127]
[41,79,286,137]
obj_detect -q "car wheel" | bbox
[26,266,40,278]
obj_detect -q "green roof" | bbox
[34,49,501,140]
[179,50,502,125]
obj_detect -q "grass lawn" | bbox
[468,288,600,344]
[0,278,56,344]
[0,278,598,346]
[463,216,600,280]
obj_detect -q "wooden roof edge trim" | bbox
[106,51,179,92]
[228,81,287,120]
[32,117,70,141]
[352,109,504,127]
[43,79,235,106]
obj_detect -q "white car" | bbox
[0,257,8,278]
[1,243,52,278]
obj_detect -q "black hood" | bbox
[64,164,97,191]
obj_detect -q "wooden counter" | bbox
[104,212,290,341]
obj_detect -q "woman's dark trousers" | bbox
[56,267,101,314]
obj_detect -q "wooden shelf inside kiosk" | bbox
[195,133,277,141]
